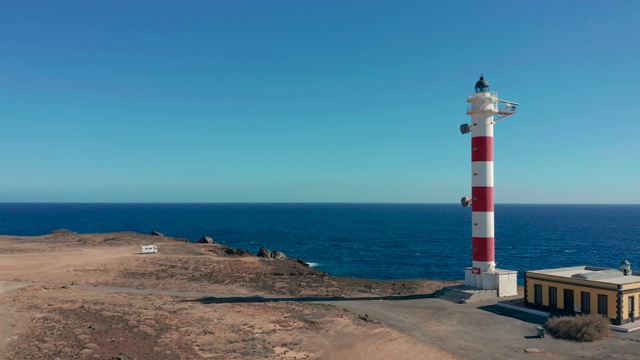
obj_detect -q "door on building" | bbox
[629,296,635,322]
[581,291,591,314]
[549,287,558,309]
[534,284,542,306]
[563,289,575,314]
[597,294,608,317]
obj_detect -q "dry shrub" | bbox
[545,314,611,342]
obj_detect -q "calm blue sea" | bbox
[1,203,639,283]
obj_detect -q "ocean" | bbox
[1,203,639,283]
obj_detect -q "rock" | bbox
[150,231,164,236]
[198,236,215,244]
[297,259,310,267]
[224,247,253,256]
[257,246,287,260]
[524,348,544,354]
[257,247,272,258]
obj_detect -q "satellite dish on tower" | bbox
[461,196,472,207]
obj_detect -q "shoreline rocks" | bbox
[223,247,253,256]
[257,246,287,260]
[197,236,215,244]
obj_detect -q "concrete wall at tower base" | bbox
[496,270,518,297]
[465,267,518,297]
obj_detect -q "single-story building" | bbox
[524,261,640,325]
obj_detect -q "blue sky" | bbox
[1,1,638,203]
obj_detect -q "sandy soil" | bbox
[2,231,639,360]
[0,231,455,359]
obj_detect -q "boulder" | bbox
[150,231,164,236]
[257,246,287,260]
[198,236,215,244]
[257,247,272,258]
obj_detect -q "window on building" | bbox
[549,287,558,309]
[581,291,591,314]
[534,284,542,305]
[563,289,575,313]
[597,294,608,317]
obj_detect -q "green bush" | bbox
[545,314,611,342]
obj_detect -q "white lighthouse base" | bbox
[464,267,518,297]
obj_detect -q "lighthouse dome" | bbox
[620,259,632,275]
[475,76,489,93]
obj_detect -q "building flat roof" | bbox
[527,266,640,285]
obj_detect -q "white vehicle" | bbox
[140,245,158,254]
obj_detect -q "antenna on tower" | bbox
[494,98,520,122]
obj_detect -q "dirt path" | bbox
[0,281,34,295]
[327,298,640,360]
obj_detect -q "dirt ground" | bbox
[0,231,455,359]
[1,231,639,360]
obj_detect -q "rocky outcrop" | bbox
[223,247,253,256]
[197,236,215,244]
[257,247,270,258]
[297,259,310,267]
[257,246,287,260]
[150,231,164,236]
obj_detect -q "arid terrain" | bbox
[1,231,639,359]
[0,231,455,359]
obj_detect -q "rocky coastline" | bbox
[0,230,452,360]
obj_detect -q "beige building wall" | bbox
[525,274,640,325]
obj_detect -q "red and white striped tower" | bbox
[461,76,518,294]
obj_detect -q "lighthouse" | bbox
[460,76,518,297]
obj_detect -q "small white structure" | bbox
[141,245,158,254]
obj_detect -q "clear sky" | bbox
[1,1,638,203]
